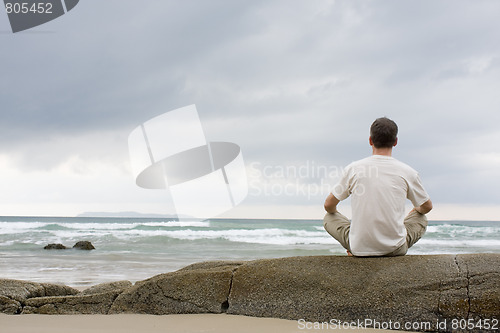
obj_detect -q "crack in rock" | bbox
[155,281,209,312]
[454,255,471,319]
[105,292,123,314]
[21,290,123,315]
[221,267,238,313]
[463,262,471,319]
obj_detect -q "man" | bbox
[323,117,432,257]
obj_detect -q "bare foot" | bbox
[346,250,353,256]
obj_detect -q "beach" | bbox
[0,314,408,333]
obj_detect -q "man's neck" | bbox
[372,147,393,156]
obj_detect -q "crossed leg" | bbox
[323,210,428,256]
[323,211,351,254]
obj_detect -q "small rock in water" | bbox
[43,244,67,250]
[73,241,95,250]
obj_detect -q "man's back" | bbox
[324,117,432,257]
[333,155,429,256]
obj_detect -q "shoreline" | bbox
[0,313,409,333]
[1,218,498,289]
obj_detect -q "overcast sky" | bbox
[1,0,500,220]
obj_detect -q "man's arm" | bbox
[413,199,433,215]
[324,193,340,214]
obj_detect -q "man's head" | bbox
[370,117,398,148]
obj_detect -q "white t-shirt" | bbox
[331,155,430,256]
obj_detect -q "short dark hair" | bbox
[370,117,398,148]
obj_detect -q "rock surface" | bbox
[79,281,132,296]
[22,290,123,314]
[43,243,67,250]
[0,279,79,314]
[1,254,498,332]
[109,262,242,314]
[227,255,470,328]
[72,241,95,250]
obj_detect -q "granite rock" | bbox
[1,254,499,333]
[225,254,499,332]
[44,243,67,250]
[79,281,133,296]
[73,241,95,250]
[455,253,500,318]
[22,290,123,314]
[0,295,21,315]
[0,279,79,314]
[108,263,240,315]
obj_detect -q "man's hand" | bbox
[324,193,340,214]
[412,199,433,215]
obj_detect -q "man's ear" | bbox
[393,137,398,147]
[369,136,373,146]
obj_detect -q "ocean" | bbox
[0,216,499,288]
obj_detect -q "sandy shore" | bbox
[0,314,405,333]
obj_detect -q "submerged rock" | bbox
[44,243,67,250]
[72,241,95,250]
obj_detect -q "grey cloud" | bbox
[0,1,265,135]
[1,0,500,207]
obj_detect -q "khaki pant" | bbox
[323,210,428,256]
